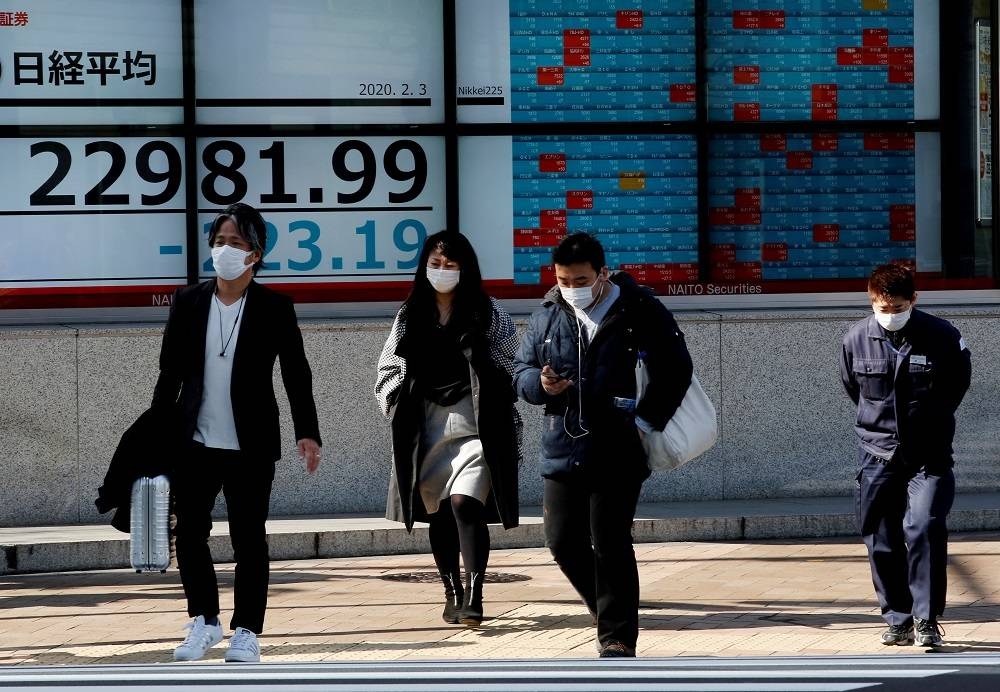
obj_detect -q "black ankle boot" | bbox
[440,572,463,624]
[458,571,484,626]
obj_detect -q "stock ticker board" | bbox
[706,0,915,122]
[508,1,697,122]
[708,132,916,282]
[511,135,700,285]
[504,1,919,287]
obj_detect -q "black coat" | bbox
[95,404,181,533]
[380,303,521,531]
[514,272,693,480]
[151,279,321,462]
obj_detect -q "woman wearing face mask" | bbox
[153,202,322,663]
[375,229,522,626]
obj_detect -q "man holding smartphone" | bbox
[513,232,692,657]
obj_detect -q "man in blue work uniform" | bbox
[840,264,971,648]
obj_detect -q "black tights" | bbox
[429,494,490,576]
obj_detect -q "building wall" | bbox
[1,305,997,527]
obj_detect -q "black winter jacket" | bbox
[513,272,693,480]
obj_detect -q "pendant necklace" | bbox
[216,289,247,357]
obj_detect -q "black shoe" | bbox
[914,618,945,647]
[440,572,463,625]
[458,571,484,626]
[599,641,636,658]
[880,622,914,646]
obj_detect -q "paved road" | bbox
[1,655,999,691]
[2,535,999,664]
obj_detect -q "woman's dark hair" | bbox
[403,229,491,332]
[552,231,606,273]
[868,263,915,301]
[207,202,268,275]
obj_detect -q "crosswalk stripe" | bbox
[0,654,997,691]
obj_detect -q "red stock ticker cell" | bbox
[813,224,841,243]
[863,28,890,48]
[732,10,785,30]
[786,151,813,170]
[735,102,760,121]
[563,29,590,48]
[760,134,787,151]
[865,133,914,151]
[734,65,760,85]
[670,83,696,103]
[734,188,761,210]
[564,46,590,67]
[537,66,564,86]
[761,242,789,262]
[538,153,567,173]
[566,190,593,209]
[890,225,917,242]
[540,209,567,229]
[890,204,916,224]
[616,10,643,29]
[812,106,838,121]
[888,47,914,66]
[811,84,837,102]
[889,66,914,84]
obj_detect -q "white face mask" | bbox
[560,279,601,311]
[426,267,460,293]
[212,245,253,281]
[874,306,912,332]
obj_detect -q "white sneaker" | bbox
[173,615,223,661]
[225,627,260,663]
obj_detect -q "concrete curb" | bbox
[2,495,999,575]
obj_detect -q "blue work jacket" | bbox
[839,308,971,467]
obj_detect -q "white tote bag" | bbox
[635,359,718,471]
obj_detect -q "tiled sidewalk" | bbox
[1,533,998,665]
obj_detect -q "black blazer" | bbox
[152,279,322,462]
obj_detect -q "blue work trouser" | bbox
[856,450,955,626]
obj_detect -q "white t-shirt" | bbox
[194,293,246,450]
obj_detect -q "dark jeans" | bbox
[173,442,275,634]
[856,451,955,626]
[543,474,643,648]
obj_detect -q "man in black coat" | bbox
[513,232,692,657]
[153,203,322,663]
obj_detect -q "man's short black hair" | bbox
[552,232,606,273]
[868,263,915,301]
